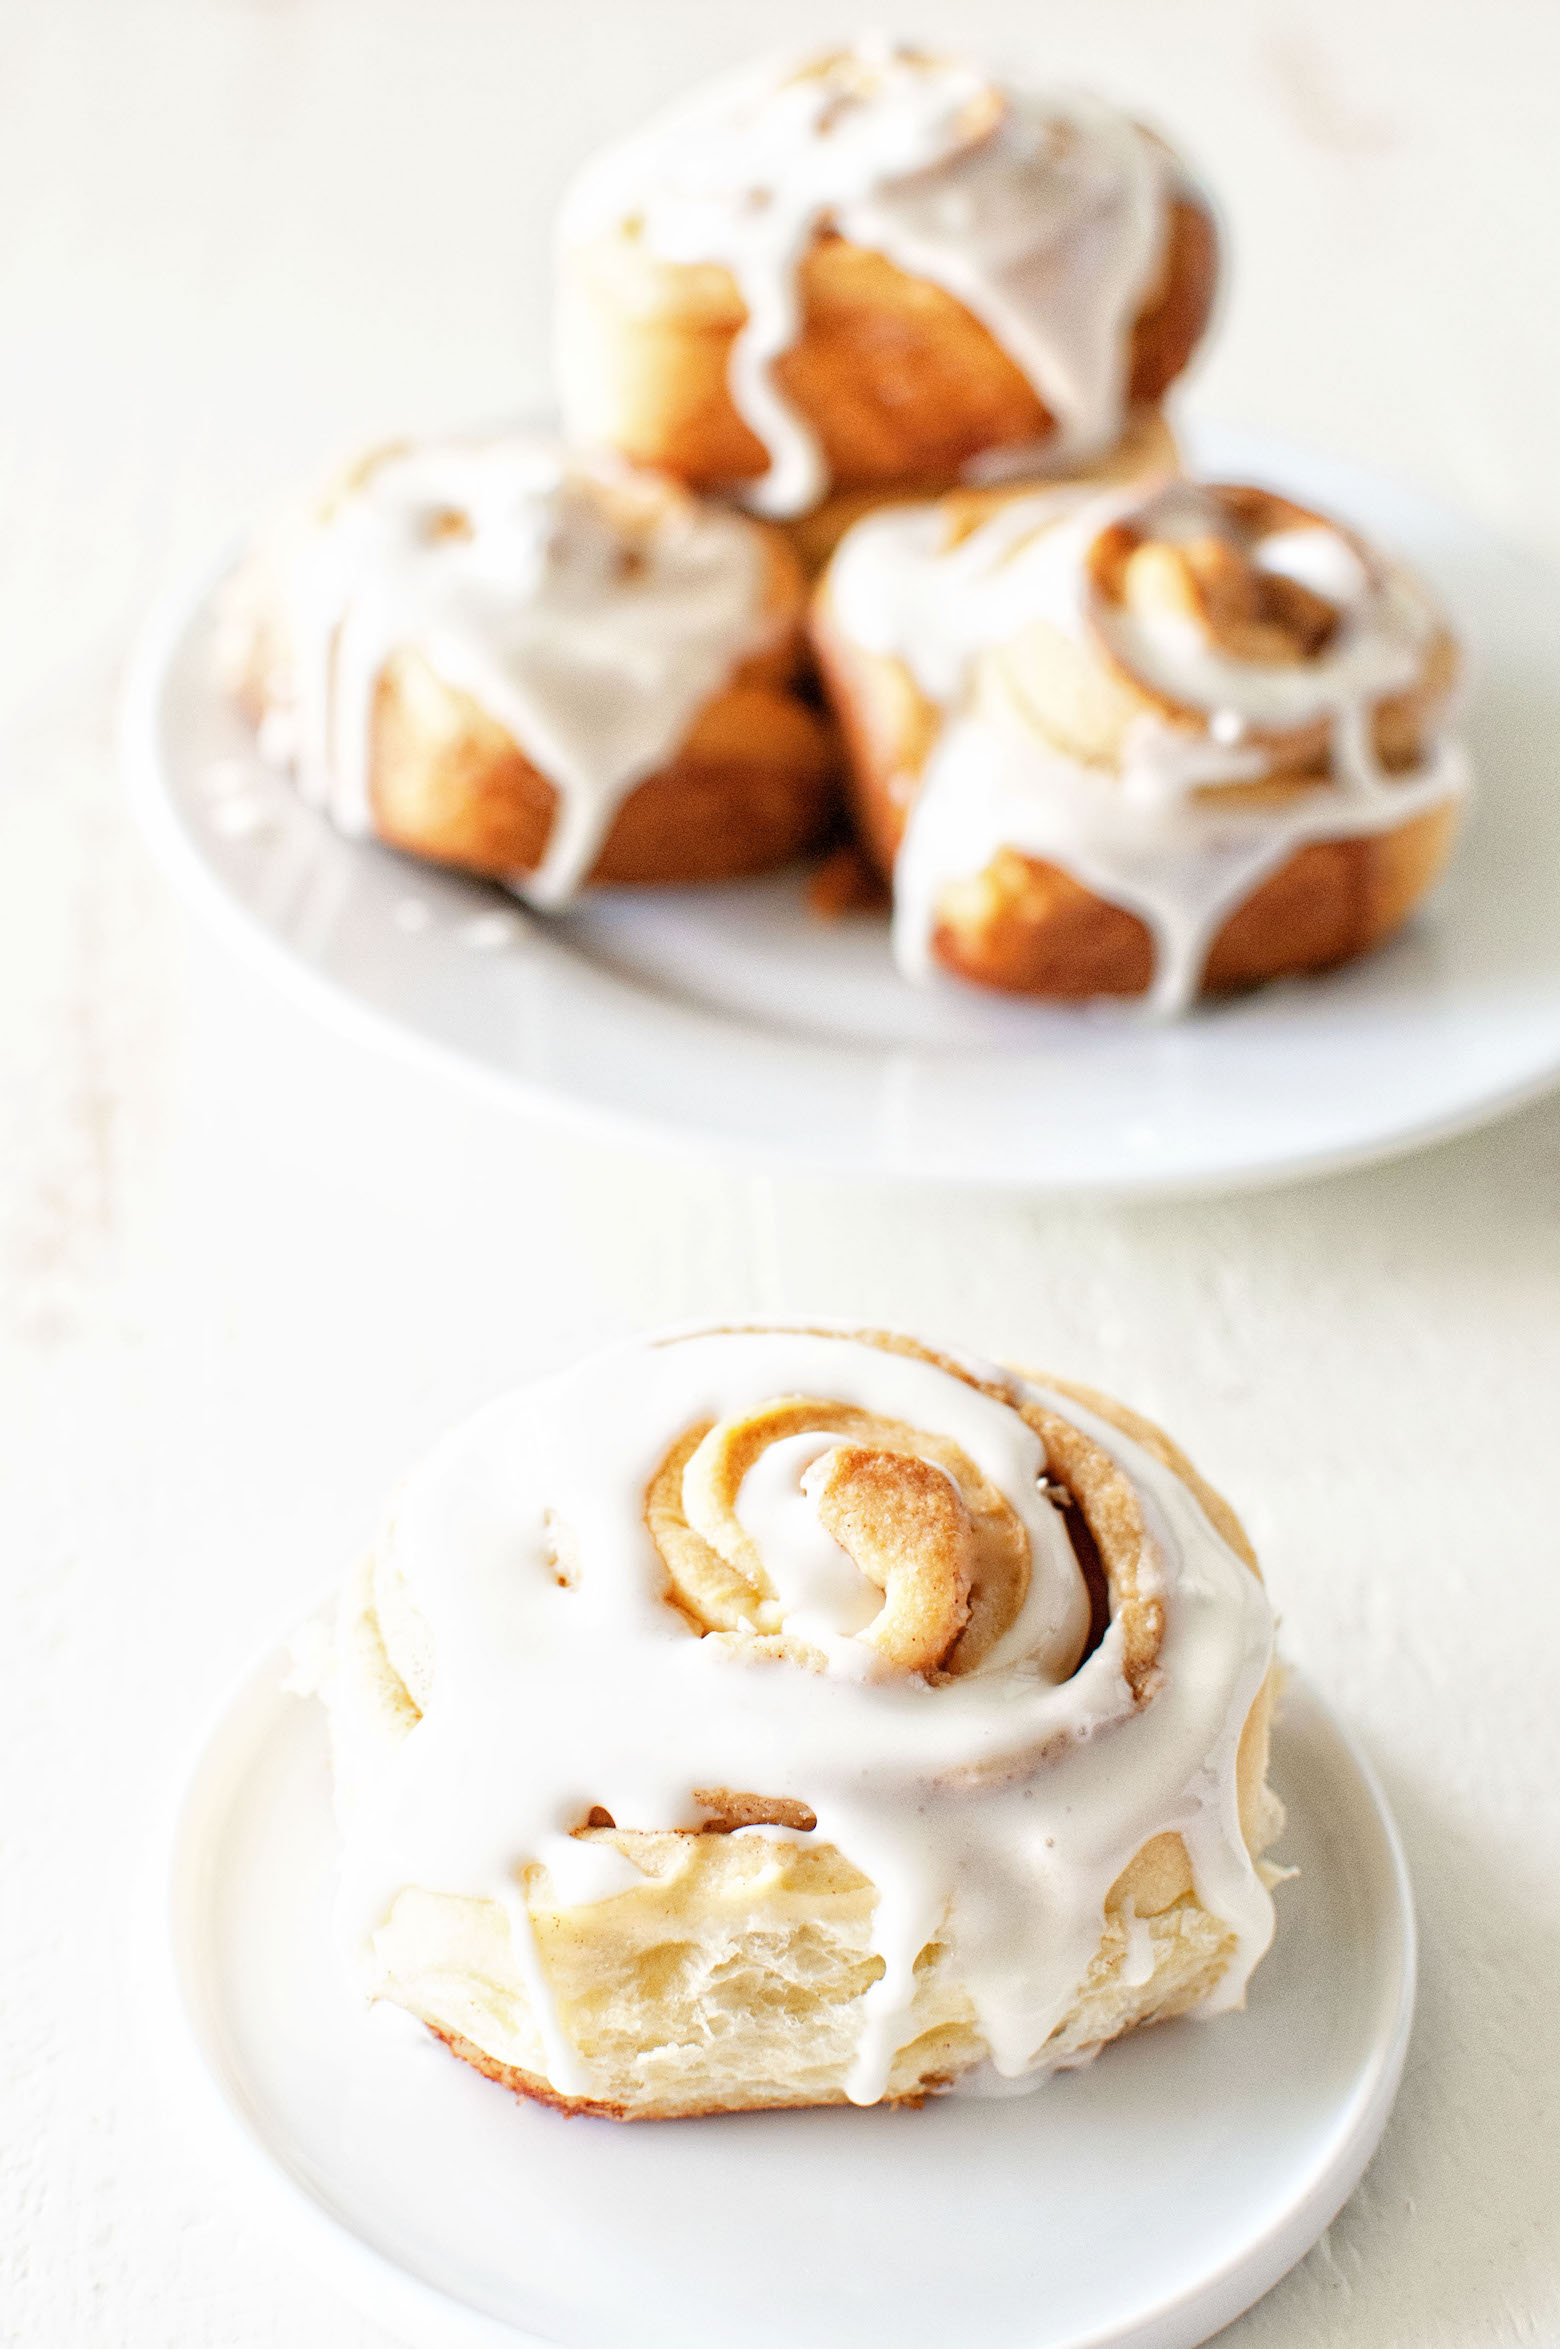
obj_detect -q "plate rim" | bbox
[158,1627,1418,2349]
[155,1625,545,2349]
[120,427,1560,1195]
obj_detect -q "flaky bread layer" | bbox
[411,1884,1246,2121]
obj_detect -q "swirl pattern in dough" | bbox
[815,476,1468,1008]
[321,1324,1285,2119]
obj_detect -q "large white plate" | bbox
[124,424,1560,1191]
[165,1640,1413,2349]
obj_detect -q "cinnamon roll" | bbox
[321,1323,1285,2120]
[556,38,1217,528]
[814,478,1468,1008]
[221,435,838,905]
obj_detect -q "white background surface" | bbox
[3,3,1559,2345]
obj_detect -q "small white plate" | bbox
[165,1640,1413,2349]
[124,424,1560,1191]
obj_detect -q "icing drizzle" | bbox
[825,479,1469,1011]
[560,39,1176,517]
[329,1324,1276,2106]
[240,437,772,907]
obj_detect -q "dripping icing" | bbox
[238,437,772,908]
[327,1323,1277,2105]
[826,479,1469,1012]
[559,40,1179,517]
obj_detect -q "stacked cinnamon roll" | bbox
[815,478,1466,1008]
[556,38,1215,561]
[223,32,1467,1005]
[323,1324,1285,2118]
[221,438,836,902]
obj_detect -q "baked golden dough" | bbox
[922,816,1461,1001]
[346,627,834,889]
[560,199,1215,507]
[786,405,1181,577]
[557,43,1220,540]
[224,439,841,896]
[326,1328,1284,2120]
[813,479,1466,1003]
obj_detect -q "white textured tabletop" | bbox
[4,3,1559,2343]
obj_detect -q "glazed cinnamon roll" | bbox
[814,478,1468,1008]
[321,1323,1285,2120]
[221,435,838,905]
[557,38,1217,530]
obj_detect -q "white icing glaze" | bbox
[560,39,1177,517]
[1121,1901,1156,1988]
[891,712,1468,1016]
[743,1432,884,1654]
[330,1323,1276,2106]
[242,437,771,907]
[826,480,1470,1012]
[1094,489,1431,751]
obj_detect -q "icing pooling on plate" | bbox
[328,1324,1276,2107]
[826,480,1469,1012]
[237,437,771,908]
[560,39,1176,517]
